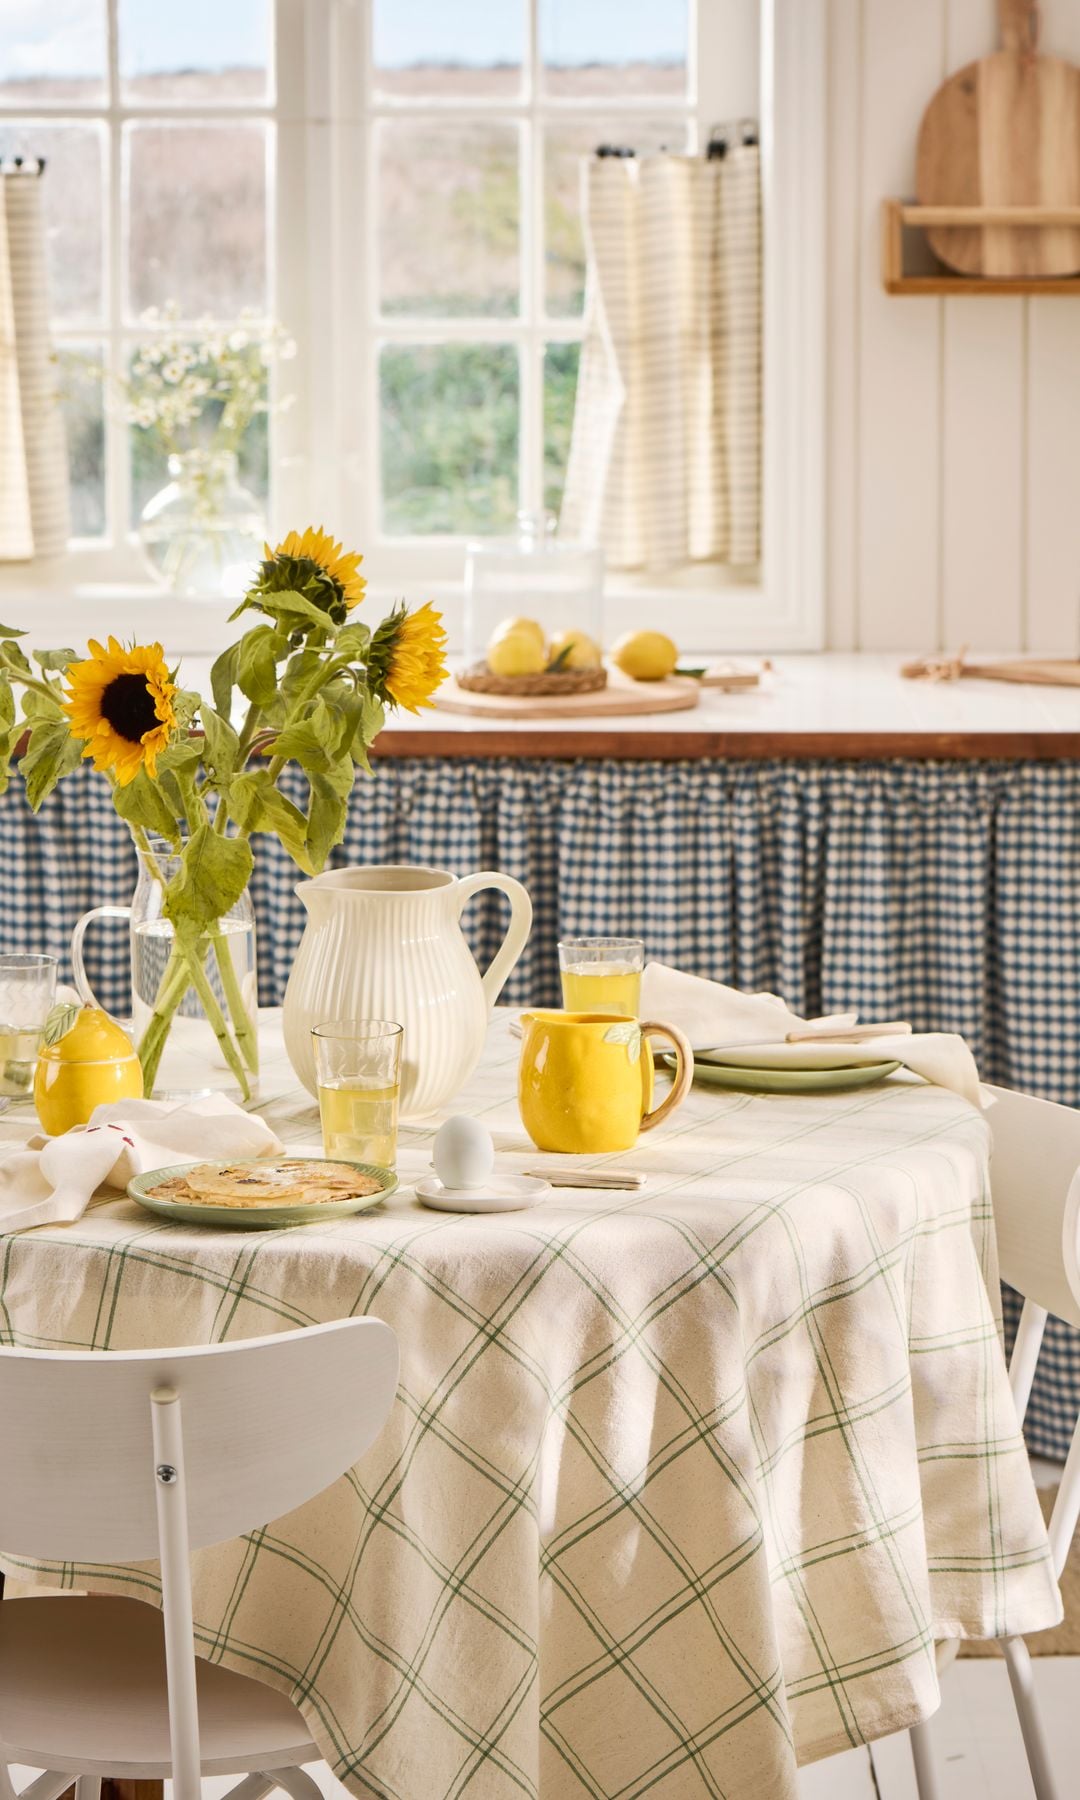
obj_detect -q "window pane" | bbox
[373,0,523,99]
[0,124,104,323]
[544,121,687,317]
[126,122,268,318]
[127,343,270,523]
[378,121,519,319]
[540,0,688,97]
[58,346,106,538]
[544,342,580,518]
[380,344,518,536]
[0,0,106,105]
[118,0,270,102]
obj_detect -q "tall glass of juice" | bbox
[312,1019,404,1169]
[0,953,57,1099]
[558,938,644,1018]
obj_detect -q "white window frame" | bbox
[1,0,824,655]
[0,0,280,588]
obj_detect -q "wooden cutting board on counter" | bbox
[435,671,701,721]
[915,0,1080,277]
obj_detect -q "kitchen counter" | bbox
[367,655,1080,759]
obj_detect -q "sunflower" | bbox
[265,526,366,613]
[368,602,449,714]
[63,637,177,786]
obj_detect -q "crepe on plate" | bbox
[148,1158,384,1210]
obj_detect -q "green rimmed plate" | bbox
[128,1158,398,1229]
[664,1055,902,1095]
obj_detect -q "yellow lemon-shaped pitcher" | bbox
[34,1007,143,1136]
[518,1011,693,1154]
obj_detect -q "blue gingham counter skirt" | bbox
[1,755,1078,1456]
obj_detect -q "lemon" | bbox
[34,1007,143,1136]
[490,616,545,651]
[486,628,548,677]
[548,628,602,671]
[610,630,679,681]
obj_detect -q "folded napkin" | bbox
[639,963,983,1107]
[0,1094,283,1234]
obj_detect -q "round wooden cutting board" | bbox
[434,671,701,721]
[915,0,1080,277]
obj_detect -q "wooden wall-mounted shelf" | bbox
[882,199,1080,295]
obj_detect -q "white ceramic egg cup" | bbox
[414,1174,550,1214]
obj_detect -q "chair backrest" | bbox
[0,1318,399,1563]
[985,1082,1080,1330]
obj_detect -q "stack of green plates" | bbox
[663,1055,901,1095]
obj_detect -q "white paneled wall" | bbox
[826,0,1080,651]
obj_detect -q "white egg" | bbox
[433,1115,495,1192]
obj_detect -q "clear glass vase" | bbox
[137,448,265,599]
[71,835,259,1104]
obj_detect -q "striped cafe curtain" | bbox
[559,131,762,574]
[0,159,70,561]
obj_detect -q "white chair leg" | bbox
[909,1717,945,1800]
[222,1776,279,1800]
[20,1776,84,1800]
[1003,1634,1060,1800]
[270,1768,324,1800]
[74,1781,101,1800]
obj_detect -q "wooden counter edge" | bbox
[371,730,1080,762]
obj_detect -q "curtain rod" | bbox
[0,156,46,176]
[595,119,758,160]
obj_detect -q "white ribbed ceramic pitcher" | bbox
[282,865,532,1115]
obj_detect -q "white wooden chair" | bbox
[0,1318,399,1800]
[908,1083,1080,1800]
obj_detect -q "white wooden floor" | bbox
[8,1666,1080,1800]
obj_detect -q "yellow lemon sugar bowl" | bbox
[518,1010,693,1155]
[34,1007,143,1136]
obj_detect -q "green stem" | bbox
[209,922,259,1075]
[136,948,190,1096]
[181,937,251,1102]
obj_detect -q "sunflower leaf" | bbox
[227,769,313,873]
[269,697,337,771]
[210,643,240,720]
[305,764,354,872]
[164,824,253,938]
[334,622,371,662]
[33,647,78,673]
[0,624,26,639]
[111,768,184,843]
[19,717,83,811]
[237,625,287,707]
[246,589,335,634]
[0,640,33,680]
[199,704,240,781]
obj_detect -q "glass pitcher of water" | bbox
[71,834,258,1103]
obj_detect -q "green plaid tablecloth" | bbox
[0,1013,1061,1799]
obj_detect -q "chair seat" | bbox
[0,1597,318,1777]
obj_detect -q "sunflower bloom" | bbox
[63,637,177,786]
[381,603,449,714]
[267,525,366,612]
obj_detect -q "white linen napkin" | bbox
[639,962,983,1107]
[0,1094,283,1233]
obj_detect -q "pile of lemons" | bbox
[486,618,679,682]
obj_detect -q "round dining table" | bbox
[0,1011,1060,1800]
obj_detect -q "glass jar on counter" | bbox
[464,512,604,669]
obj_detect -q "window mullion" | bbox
[104,0,129,550]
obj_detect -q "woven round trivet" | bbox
[457,662,608,696]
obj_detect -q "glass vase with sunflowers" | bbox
[0,529,448,1103]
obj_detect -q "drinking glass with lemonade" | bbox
[0,954,58,1098]
[312,1019,403,1169]
[558,938,644,1018]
